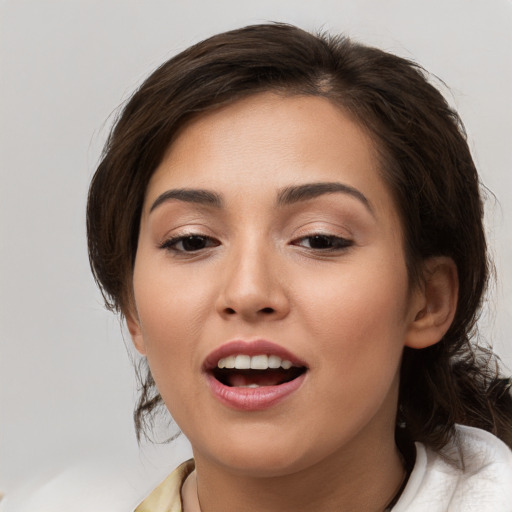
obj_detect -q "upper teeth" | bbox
[217,354,293,370]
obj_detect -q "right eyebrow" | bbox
[149,188,223,213]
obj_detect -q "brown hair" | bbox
[87,23,512,447]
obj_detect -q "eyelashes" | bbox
[291,234,353,251]
[160,234,220,253]
[159,233,353,255]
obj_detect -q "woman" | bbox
[87,23,512,511]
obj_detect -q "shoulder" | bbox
[394,425,512,512]
[134,460,195,512]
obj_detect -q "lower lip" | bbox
[205,372,306,411]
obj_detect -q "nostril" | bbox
[221,306,277,316]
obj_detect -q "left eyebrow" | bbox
[277,182,374,215]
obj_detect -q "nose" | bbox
[215,243,290,322]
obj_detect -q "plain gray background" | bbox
[1,0,511,505]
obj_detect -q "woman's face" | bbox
[129,93,421,477]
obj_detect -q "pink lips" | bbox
[203,339,307,411]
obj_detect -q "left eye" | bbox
[161,234,220,253]
[292,234,353,250]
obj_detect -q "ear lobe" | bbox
[125,308,147,355]
[405,257,458,349]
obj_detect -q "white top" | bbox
[393,425,512,511]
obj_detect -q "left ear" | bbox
[405,256,459,349]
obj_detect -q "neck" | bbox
[183,426,405,512]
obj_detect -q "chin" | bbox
[190,424,333,478]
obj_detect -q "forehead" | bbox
[145,92,393,217]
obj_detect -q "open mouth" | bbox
[211,354,307,388]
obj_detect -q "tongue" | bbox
[228,369,288,387]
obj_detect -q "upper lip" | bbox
[203,339,307,371]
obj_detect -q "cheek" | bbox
[294,262,408,421]
[132,257,214,377]
[294,253,410,365]
[133,275,208,419]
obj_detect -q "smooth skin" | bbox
[127,93,458,512]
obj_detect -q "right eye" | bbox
[160,234,220,253]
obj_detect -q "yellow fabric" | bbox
[134,460,195,512]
